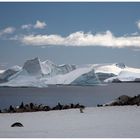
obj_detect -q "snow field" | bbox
[0,106,140,138]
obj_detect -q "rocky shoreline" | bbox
[1,94,140,113]
[0,102,85,113]
[104,94,140,106]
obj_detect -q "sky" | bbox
[0,2,140,69]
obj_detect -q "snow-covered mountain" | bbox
[0,65,21,83]
[45,66,100,85]
[93,63,140,83]
[105,71,140,82]
[0,58,140,87]
[22,57,76,77]
[94,63,126,75]
[0,57,99,87]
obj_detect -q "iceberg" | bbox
[1,58,140,87]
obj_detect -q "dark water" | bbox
[0,83,140,109]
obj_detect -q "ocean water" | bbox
[0,83,140,109]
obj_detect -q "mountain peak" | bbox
[23,57,42,75]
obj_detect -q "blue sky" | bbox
[0,2,140,69]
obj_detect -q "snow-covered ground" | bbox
[0,106,140,138]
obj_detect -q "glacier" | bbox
[0,58,140,87]
[0,57,100,87]
[0,65,21,83]
[105,70,140,82]
[46,66,100,85]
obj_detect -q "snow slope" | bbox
[0,70,4,74]
[0,66,21,83]
[94,63,124,75]
[94,63,140,75]
[105,71,140,82]
[46,66,100,85]
[0,106,140,138]
[92,63,140,82]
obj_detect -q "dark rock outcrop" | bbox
[116,63,126,69]
[1,102,85,113]
[106,94,140,106]
[9,105,15,113]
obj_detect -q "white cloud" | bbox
[9,35,20,41]
[21,24,32,30]
[137,20,140,29]
[34,20,46,29]
[21,20,46,30]
[0,27,15,36]
[3,27,15,34]
[20,30,140,48]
